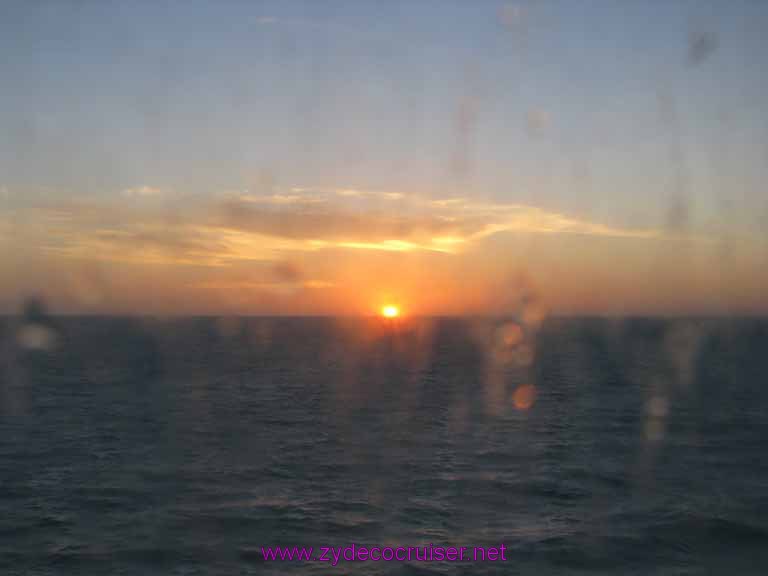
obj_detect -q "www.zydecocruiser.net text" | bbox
[261,544,508,565]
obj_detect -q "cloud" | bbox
[11,187,661,275]
[237,191,327,205]
[122,186,165,198]
[311,239,441,253]
[215,196,472,249]
[42,224,231,266]
[303,280,335,289]
[215,189,659,249]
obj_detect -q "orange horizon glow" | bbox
[4,189,768,317]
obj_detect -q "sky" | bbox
[1,0,767,316]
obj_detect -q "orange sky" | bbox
[2,187,766,316]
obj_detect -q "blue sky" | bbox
[1,1,767,313]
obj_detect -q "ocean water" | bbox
[1,316,768,575]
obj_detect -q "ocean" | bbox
[1,316,767,575]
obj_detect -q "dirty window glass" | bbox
[1,1,767,574]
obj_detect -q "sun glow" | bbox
[381,305,400,318]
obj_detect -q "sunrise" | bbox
[1,1,767,574]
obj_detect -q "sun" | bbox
[381,305,400,318]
